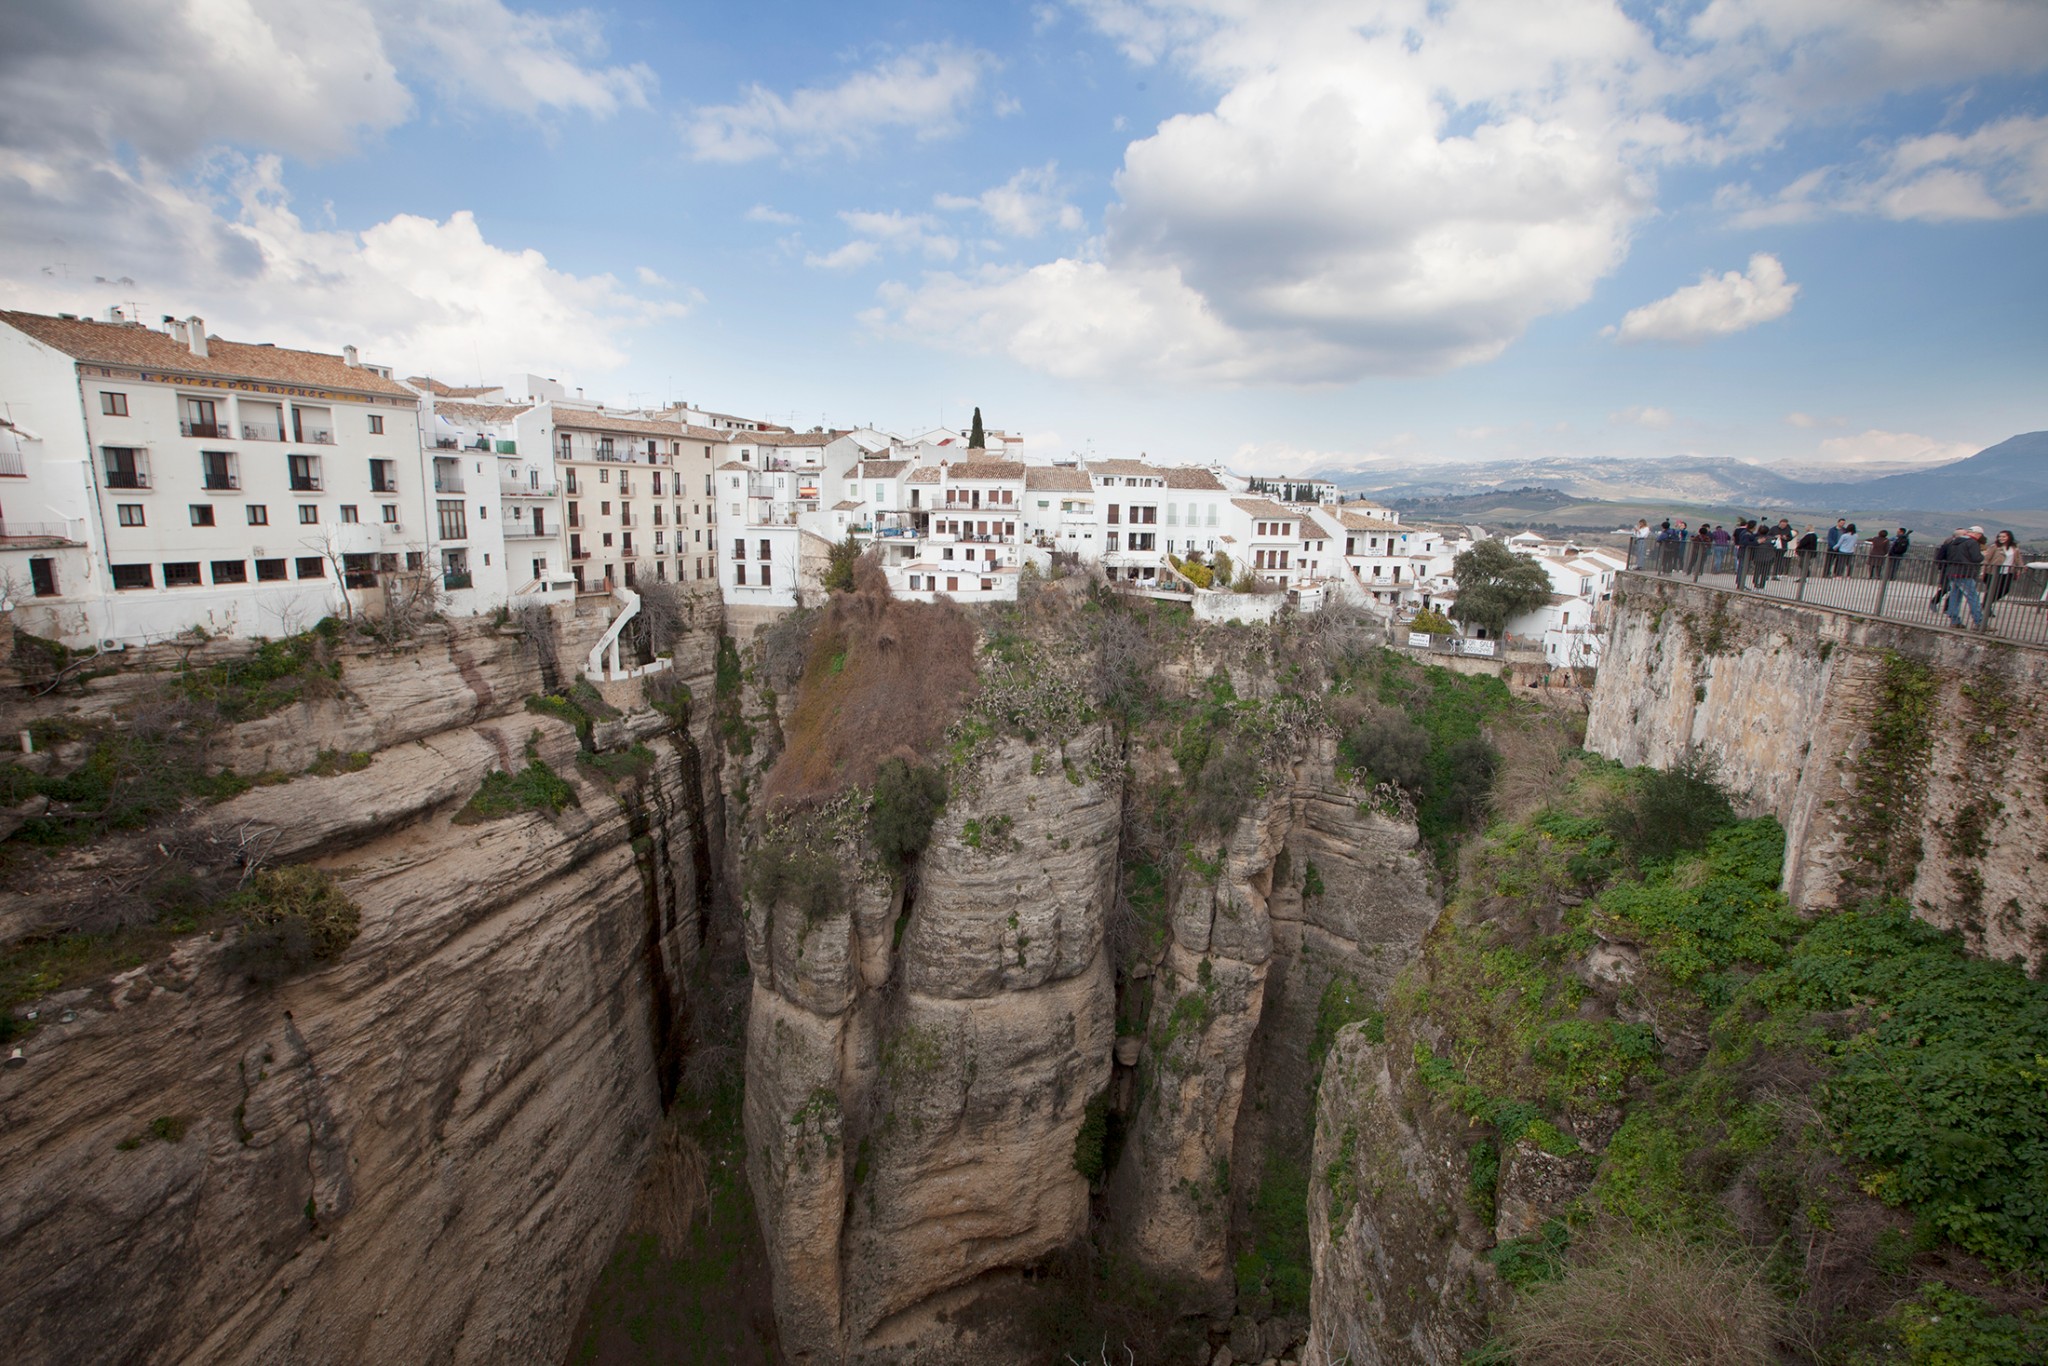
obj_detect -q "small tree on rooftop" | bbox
[1449,539,1552,637]
[967,407,985,450]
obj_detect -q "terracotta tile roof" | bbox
[856,459,910,478]
[549,407,696,439]
[1025,466,1094,492]
[832,499,864,512]
[2,310,418,398]
[1086,458,1164,478]
[1162,466,1226,490]
[434,401,531,425]
[906,468,941,484]
[1337,510,1404,532]
[753,430,840,446]
[941,459,1025,480]
[407,377,502,398]
[717,460,752,472]
[1232,497,1298,521]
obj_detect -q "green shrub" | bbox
[578,744,656,781]
[1601,749,1736,866]
[868,758,947,866]
[1879,1283,2048,1365]
[172,630,340,722]
[1340,705,1430,791]
[1073,1091,1111,1182]
[746,829,846,926]
[220,866,361,985]
[455,760,577,822]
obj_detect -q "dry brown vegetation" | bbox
[758,559,978,806]
[1498,1231,1785,1365]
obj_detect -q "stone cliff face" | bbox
[0,613,724,1365]
[1108,735,1439,1311]
[742,732,1120,1362]
[1588,576,2048,970]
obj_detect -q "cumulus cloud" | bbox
[1610,405,1675,428]
[683,45,994,162]
[1814,429,1979,467]
[745,204,800,226]
[1723,114,2048,225]
[872,1,1674,384]
[0,154,682,379]
[808,211,959,270]
[935,163,1084,237]
[1606,254,1798,343]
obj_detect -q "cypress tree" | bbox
[968,407,985,449]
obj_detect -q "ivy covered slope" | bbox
[1313,758,2048,1366]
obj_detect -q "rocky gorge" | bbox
[3,570,2042,1365]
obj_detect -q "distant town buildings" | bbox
[0,306,1610,668]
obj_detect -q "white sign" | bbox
[1461,639,1497,657]
[1408,632,1434,648]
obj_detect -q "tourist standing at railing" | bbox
[1653,519,1678,570]
[1940,527,1986,628]
[1631,518,1651,569]
[1984,529,2023,611]
[1796,526,1818,576]
[1890,528,1913,561]
[1755,521,1784,588]
[1711,524,1731,573]
[1774,518,1795,575]
[1865,529,1890,575]
[1687,522,1712,576]
[1835,524,1859,576]
[1731,520,1757,587]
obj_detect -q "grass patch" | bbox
[170,627,342,723]
[219,865,362,985]
[455,759,577,823]
[580,744,658,782]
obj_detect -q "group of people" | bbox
[1629,516,1915,587]
[1931,525,2028,629]
[1627,515,2029,630]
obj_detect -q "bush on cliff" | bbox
[455,759,577,823]
[868,758,947,867]
[221,865,361,985]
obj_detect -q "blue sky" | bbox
[2,0,2043,475]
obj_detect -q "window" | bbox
[101,392,128,416]
[947,576,959,592]
[247,504,268,526]
[909,575,923,590]
[599,466,610,482]
[256,558,288,581]
[600,500,610,515]
[296,556,325,579]
[112,563,153,590]
[102,446,148,488]
[189,504,215,527]
[382,504,398,524]
[602,532,614,548]
[758,538,771,560]
[982,578,994,592]
[368,414,385,435]
[289,453,321,492]
[298,504,320,524]
[117,504,144,527]
[732,538,745,561]
[29,558,57,597]
[339,505,359,523]
[760,563,772,586]
[735,563,747,585]
[343,554,377,589]
[407,551,424,571]
[369,458,396,492]
[211,560,247,584]
[436,500,467,541]
[163,561,202,587]
[201,450,237,490]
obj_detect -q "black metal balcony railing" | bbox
[241,423,283,441]
[202,474,240,490]
[443,572,474,591]
[105,470,150,489]
[180,420,228,438]
[289,476,322,492]
[1628,547,2048,649]
[372,481,397,493]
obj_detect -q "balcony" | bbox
[241,422,283,441]
[298,429,336,445]
[500,481,560,498]
[105,470,151,489]
[201,473,241,491]
[180,420,229,438]
[505,523,553,538]
[433,477,464,494]
[290,476,322,492]
[443,571,474,591]
[371,480,398,494]
[571,548,592,561]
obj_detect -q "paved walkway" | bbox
[1626,562,2048,649]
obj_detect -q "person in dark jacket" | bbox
[1866,529,1890,576]
[1940,527,1986,627]
[1890,528,1911,558]
[1686,522,1712,576]
[1795,526,1818,576]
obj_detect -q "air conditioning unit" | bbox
[253,546,267,556]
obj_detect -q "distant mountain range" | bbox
[1320,432,2048,518]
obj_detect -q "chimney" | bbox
[185,316,207,358]
[104,306,124,323]
[164,317,186,345]
[343,344,359,367]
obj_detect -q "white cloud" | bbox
[1606,254,1798,343]
[1786,411,1819,428]
[0,0,652,167]
[935,163,1084,237]
[1724,114,2048,225]
[683,45,994,163]
[874,1,1674,384]
[0,155,682,380]
[807,211,959,270]
[1814,429,1978,467]
[636,266,669,287]
[1610,405,1675,429]
[745,204,800,226]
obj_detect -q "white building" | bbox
[1,308,430,647]
[894,459,1027,601]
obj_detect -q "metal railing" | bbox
[290,475,322,492]
[180,420,229,438]
[241,423,283,441]
[443,571,473,591]
[0,520,80,541]
[1627,547,2048,648]
[500,481,560,498]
